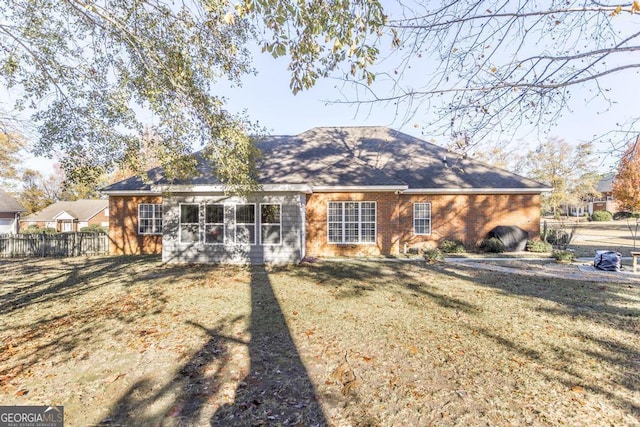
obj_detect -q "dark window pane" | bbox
[261,204,280,224]
[236,204,255,223]
[205,224,224,243]
[181,204,199,223]
[206,204,224,223]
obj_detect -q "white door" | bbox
[62,221,73,232]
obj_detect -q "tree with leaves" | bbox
[337,1,640,151]
[612,137,640,211]
[18,169,54,214]
[0,131,25,188]
[0,0,385,192]
[612,137,640,247]
[523,138,597,216]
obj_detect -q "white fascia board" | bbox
[100,190,161,196]
[401,187,553,195]
[311,185,408,193]
[152,184,313,193]
[53,211,75,220]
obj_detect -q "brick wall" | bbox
[88,208,110,228]
[109,196,163,255]
[305,192,541,257]
[305,192,401,257]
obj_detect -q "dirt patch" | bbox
[1,256,639,426]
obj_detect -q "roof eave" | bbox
[311,185,409,193]
[401,187,553,194]
[100,190,161,196]
[152,184,313,193]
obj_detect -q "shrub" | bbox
[613,211,634,220]
[439,239,466,254]
[552,249,575,262]
[482,237,505,253]
[591,210,612,222]
[80,224,108,233]
[23,226,57,234]
[544,229,570,246]
[526,239,552,253]
[423,248,443,263]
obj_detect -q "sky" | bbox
[19,2,640,176]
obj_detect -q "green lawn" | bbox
[1,256,638,426]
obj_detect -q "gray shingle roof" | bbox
[597,173,615,193]
[0,189,26,213]
[21,199,108,222]
[102,127,548,192]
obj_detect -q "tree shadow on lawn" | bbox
[0,255,173,315]
[292,260,481,315]
[433,262,640,419]
[101,264,326,426]
[290,260,640,420]
[433,262,639,333]
[0,256,204,390]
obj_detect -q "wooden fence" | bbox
[0,233,109,258]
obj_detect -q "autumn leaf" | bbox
[571,385,585,393]
[15,389,28,396]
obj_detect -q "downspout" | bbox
[300,193,306,262]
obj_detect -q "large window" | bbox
[235,204,256,244]
[205,204,225,244]
[260,204,281,245]
[414,202,432,235]
[327,201,376,244]
[138,203,163,235]
[180,204,200,243]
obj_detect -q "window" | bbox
[261,204,281,245]
[138,204,163,234]
[327,201,376,244]
[414,202,432,235]
[180,204,200,243]
[235,204,256,244]
[205,204,225,244]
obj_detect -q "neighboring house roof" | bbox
[21,199,108,222]
[597,173,615,193]
[102,126,550,194]
[0,189,26,213]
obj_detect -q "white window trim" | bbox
[204,203,225,245]
[179,203,201,244]
[234,203,257,245]
[138,203,163,235]
[326,201,377,245]
[413,202,432,236]
[260,203,282,246]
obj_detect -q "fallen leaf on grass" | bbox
[108,373,126,384]
[362,356,373,362]
[305,330,315,337]
[166,405,182,417]
[15,389,28,396]
[292,311,298,316]
[571,385,585,393]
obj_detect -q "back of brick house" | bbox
[102,127,549,263]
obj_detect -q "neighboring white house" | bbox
[0,189,26,234]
